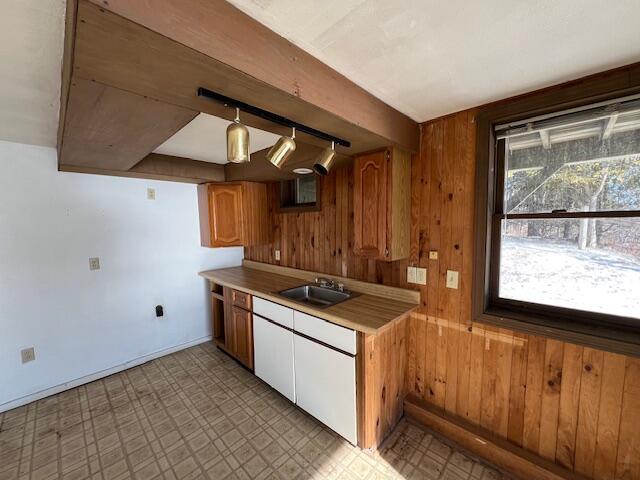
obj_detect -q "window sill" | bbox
[476,307,640,358]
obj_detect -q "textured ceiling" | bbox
[153,113,280,164]
[0,0,65,147]
[228,0,640,122]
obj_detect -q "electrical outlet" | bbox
[89,257,100,271]
[415,267,427,285]
[407,266,417,284]
[446,270,459,289]
[274,249,281,261]
[429,251,438,260]
[21,347,35,364]
[147,188,156,200]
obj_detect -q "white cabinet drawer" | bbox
[293,311,356,355]
[253,315,295,402]
[294,334,357,444]
[253,297,294,329]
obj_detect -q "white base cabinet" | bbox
[252,297,358,445]
[253,314,295,402]
[293,334,357,445]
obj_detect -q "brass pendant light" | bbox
[226,108,250,163]
[313,141,336,176]
[267,127,296,169]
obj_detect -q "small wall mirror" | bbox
[278,175,320,212]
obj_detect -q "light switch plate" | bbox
[446,270,459,289]
[274,249,281,261]
[407,266,417,284]
[415,267,427,285]
[89,257,100,271]
[147,188,156,200]
[21,347,35,364]
[429,251,438,260]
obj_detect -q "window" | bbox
[278,175,320,212]
[476,94,640,351]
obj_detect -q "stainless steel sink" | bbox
[277,284,357,308]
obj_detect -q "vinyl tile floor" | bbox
[0,342,511,480]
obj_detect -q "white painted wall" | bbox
[0,141,244,410]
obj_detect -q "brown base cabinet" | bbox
[230,306,253,368]
[210,284,254,370]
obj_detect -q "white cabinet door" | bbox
[294,334,357,444]
[253,315,295,402]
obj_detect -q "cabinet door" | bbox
[354,150,388,259]
[253,315,295,402]
[232,306,253,369]
[209,184,244,247]
[294,335,357,444]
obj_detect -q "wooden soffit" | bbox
[60,153,225,184]
[84,0,418,153]
[59,0,418,182]
[60,78,198,170]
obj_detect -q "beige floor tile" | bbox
[0,344,511,480]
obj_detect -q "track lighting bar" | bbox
[197,87,351,148]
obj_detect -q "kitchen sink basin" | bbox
[277,284,357,308]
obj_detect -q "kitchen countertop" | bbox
[199,266,419,334]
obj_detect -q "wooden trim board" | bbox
[57,0,77,158]
[242,260,420,304]
[60,154,224,184]
[404,395,590,480]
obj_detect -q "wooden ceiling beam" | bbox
[86,0,418,153]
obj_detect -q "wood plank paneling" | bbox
[555,343,584,470]
[357,315,408,450]
[575,348,605,476]
[245,109,637,480]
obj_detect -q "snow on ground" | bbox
[500,236,640,319]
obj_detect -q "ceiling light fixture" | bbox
[267,127,296,169]
[313,141,336,176]
[292,167,314,175]
[197,87,350,149]
[226,107,250,163]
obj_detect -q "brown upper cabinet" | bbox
[354,148,411,261]
[198,182,269,248]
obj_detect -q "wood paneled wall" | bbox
[244,166,411,287]
[245,110,640,480]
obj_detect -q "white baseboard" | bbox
[0,336,212,414]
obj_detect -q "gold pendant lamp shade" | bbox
[313,141,336,176]
[227,108,250,163]
[267,127,296,169]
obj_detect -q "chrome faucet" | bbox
[315,277,346,292]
